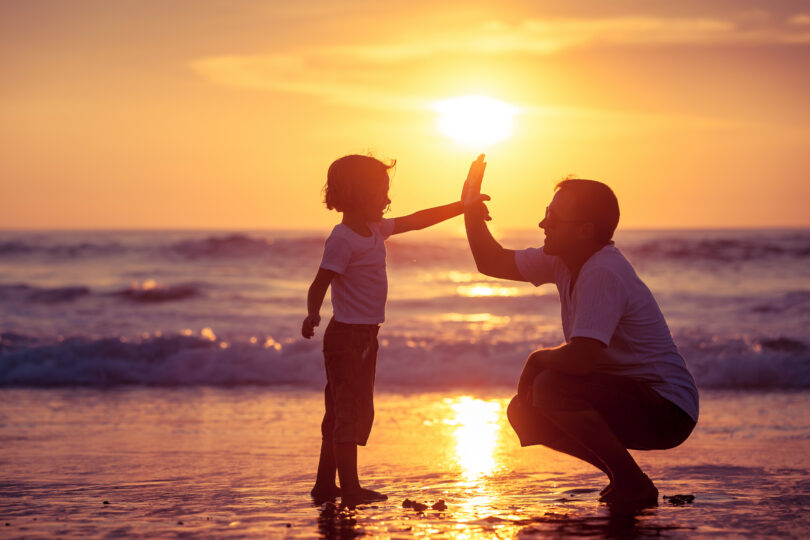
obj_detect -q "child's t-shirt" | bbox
[319,219,395,324]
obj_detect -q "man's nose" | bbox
[539,218,548,229]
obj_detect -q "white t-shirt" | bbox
[319,219,395,324]
[515,244,699,422]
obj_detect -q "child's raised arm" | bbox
[392,158,490,235]
[302,267,336,338]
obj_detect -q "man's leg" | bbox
[508,396,614,494]
[531,371,658,507]
[546,408,657,505]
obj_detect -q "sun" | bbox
[434,95,518,147]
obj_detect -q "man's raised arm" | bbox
[462,155,526,282]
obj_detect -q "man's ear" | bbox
[578,222,596,241]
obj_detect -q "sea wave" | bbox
[0,240,126,258]
[111,282,202,303]
[621,234,810,262]
[0,281,204,304]
[0,284,92,303]
[2,230,808,265]
[2,330,807,390]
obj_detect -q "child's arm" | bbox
[302,267,336,338]
[391,196,490,235]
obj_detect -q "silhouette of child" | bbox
[303,154,488,506]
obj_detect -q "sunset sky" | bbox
[2,1,809,230]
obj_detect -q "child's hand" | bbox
[302,314,321,339]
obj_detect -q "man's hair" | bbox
[323,154,395,212]
[555,178,620,243]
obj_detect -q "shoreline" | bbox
[1,388,809,537]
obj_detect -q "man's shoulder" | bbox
[590,244,634,272]
[581,245,638,285]
[515,247,566,286]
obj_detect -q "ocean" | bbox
[1,228,809,538]
[1,228,808,390]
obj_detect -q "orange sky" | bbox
[2,1,809,230]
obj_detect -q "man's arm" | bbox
[517,337,605,395]
[462,155,526,281]
[302,267,337,338]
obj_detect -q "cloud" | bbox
[190,14,810,109]
[788,13,810,26]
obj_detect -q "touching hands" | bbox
[461,154,492,220]
[301,314,321,339]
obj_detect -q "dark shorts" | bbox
[321,318,379,446]
[507,369,695,451]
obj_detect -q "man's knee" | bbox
[507,394,563,447]
[532,370,590,412]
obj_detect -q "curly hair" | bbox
[323,154,396,212]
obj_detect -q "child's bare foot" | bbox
[311,484,341,505]
[341,487,388,507]
[601,473,658,509]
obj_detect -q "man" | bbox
[461,155,698,508]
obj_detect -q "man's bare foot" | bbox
[341,487,388,507]
[311,484,341,505]
[601,473,658,508]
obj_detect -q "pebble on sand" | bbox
[402,499,428,512]
[663,494,696,505]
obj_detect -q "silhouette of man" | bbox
[461,155,698,507]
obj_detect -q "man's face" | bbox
[539,191,587,255]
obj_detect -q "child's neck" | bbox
[341,213,372,237]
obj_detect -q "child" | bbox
[302,154,488,506]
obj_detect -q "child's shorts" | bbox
[321,318,380,446]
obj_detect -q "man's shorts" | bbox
[508,369,696,451]
[321,318,380,446]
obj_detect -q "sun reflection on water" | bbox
[457,284,519,297]
[445,396,503,481]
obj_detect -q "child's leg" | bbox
[313,432,338,489]
[311,385,340,502]
[335,328,387,505]
[334,441,360,492]
[335,441,387,505]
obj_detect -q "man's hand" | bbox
[302,314,321,339]
[517,349,547,401]
[461,154,491,220]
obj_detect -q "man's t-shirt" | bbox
[319,219,395,325]
[515,243,699,422]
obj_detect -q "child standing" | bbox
[303,154,488,506]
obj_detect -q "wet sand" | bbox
[1,388,809,538]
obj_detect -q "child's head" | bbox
[324,155,395,221]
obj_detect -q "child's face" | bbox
[360,185,391,222]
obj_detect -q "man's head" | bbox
[540,179,620,256]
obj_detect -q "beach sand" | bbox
[1,388,809,538]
